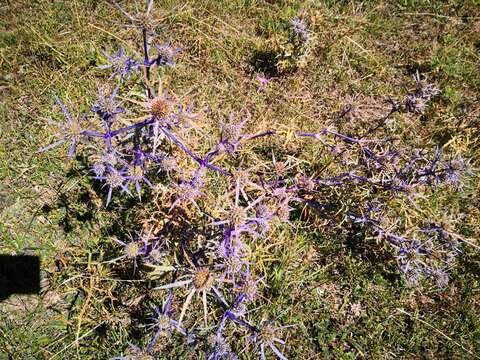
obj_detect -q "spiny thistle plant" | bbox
[277,15,315,72]
[38,1,473,358]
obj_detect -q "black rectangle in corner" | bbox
[0,255,40,301]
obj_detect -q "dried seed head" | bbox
[228,205,247,226]
[66,119,82,138]
[156,314,171,331]
[258,324,276,344]
[297,176,316,191]
[274,161,288,175]
[149,248,162,263]
[125,242,140,258]
[193,267,215,291]
[150,96,172,118]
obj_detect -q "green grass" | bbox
[1,0,479,359]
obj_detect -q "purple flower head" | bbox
[90,149,124,177]
[152,42,180,67]
[122,148,155,200]
[295,175,317,191]
[360,145,400,171]
[235,272,261,302]
[397,147,472,190]
[99,48,140,79]
[431,268,449,288]
[207,332,239,360]
[256,73,271,92]
[212,204,262,240]
[213,174,269,240]
[406,72,440,113]
[38,95,86,160]
[414,71,441,99]
[228,295,249,318]
[209,224,247,270]
[92,85,124,122]
[290,17,307,36]
[256,73,269,87]
[417,224,462,270]
[217,250,251,285]
[397,238,430,272]
[232,167,264,195]
[144,239,164,265]
[170,101,199,129]
[248,203,273,236]
[95,165,132,205]
[442,156,469,188]
[110,236,148,274]
[147,296,186,350]
[388,230,457,288]
[348,212,378,228]
[289,16,312,47]
[403,268,422,287]
[111,343,153,360]
[385,175,410,194]
[217,112,249,154]
[250,320,292,360]
[406,94,427,114]
[275,198,294,223]
[170,179,204,211]
[104,150,123,165]
[91,160,107,178]
[229,205,249,228]
[215,239,244,271]
[112,0,156,32]
[365,200,384,215]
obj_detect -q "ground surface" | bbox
[1,0,479,359]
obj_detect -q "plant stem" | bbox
[142,28,152,99]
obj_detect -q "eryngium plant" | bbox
[38,1,471,358]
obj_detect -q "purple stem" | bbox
[161,127,232,176]
[142,28,152,99]
[246,130,276,140]
[105,122,112,150]
[81,130,103,137]
[111,118,155,136]
[296,132,317,138]
[161,127,200,161]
